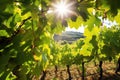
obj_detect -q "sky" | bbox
[65,26,84,33]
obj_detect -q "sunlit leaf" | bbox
[0,30,9,37]
[85,16,101,31]
[114,11,120,24]
[68,16,84,29]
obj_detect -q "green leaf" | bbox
[114,11,120,24]
[0,53,10,79]
[68,16,84,29]
[80,43,93,56]
[0,0,14,10]
[85,16,101,31]
[14,13,22,23]
[89,35,98,50]
[33,62,42,76]
[0,30,9,37]
[4,4,14,14]
[0,54,10,71]
[101,45,113,56]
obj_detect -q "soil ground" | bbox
[39,61,120,80]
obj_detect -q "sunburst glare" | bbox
[52,0,75,19]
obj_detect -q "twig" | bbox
[11,16,31,38]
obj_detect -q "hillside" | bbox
[54,31,84,43]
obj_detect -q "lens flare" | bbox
[52,0,75,19]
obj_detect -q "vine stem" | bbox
[40,70,47,80]
[99,61,103,80]
[54,65,58,78]
[12,16,31,38]
[82,61,85,80]
[66,65,72,80]
[115,57,120,74]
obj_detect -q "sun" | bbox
[52,0,75,19]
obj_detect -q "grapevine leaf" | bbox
[0,30,9,37]
[85,16,101,31]
[14,13,22,23]
[68,16,84,29]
